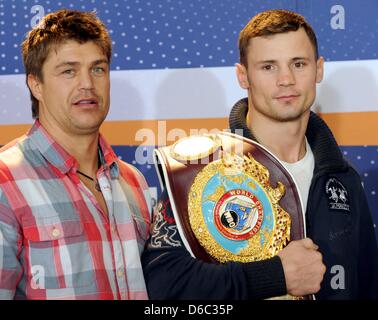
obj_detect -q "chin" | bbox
[272,110,305,122]
[72,118,104,132]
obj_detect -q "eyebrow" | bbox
[256,59,276,65]
[54,59,109,70]
[255,57,311,65]
[291,57,311,61]
[92,59,109,66]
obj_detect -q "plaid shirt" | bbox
[0,121,151,300]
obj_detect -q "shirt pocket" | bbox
[22,215,95,290]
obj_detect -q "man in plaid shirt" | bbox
[0,9,151,299]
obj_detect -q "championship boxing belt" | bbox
[154,132,311,299]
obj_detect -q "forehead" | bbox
[246,28,316,61]
[44,40,108,67]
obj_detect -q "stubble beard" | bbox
[253,99,311,123]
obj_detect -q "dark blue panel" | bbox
[340,146,378,226]
[112,145,162,193]
[1,0,377,75]
[0,0,296,74]
[302,0,378,62]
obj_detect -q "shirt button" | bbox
[117,269,124,277]
[52,228,60,238]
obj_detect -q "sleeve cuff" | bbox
[242,255,287,299]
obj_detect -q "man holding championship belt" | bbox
[142,10,378,300]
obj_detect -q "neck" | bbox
[246,105,309,164]
[39,119,100,174]
[71,138,100,174]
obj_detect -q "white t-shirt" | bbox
[281,139,315,214]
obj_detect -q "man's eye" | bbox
[294,62,306,68]
[62,69,74,76]
[262,65,274,71]
[92,67,105,75]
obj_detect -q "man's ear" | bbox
[236,63,250,89]
[316,56,324,83]
[27,74,43,102]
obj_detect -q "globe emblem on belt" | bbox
[214,190,264,240]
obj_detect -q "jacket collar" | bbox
[229,98,348,173]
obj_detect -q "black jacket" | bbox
[142,98,378,299]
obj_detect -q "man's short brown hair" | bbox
[22,9,112,118]
[239,9,319,67]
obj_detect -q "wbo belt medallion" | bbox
[188,151,291,263]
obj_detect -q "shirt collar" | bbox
[98,131,119,179]
[28,120,119,177]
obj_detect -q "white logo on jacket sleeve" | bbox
[325,178,350,212]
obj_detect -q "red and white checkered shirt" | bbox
[0,121,151,299]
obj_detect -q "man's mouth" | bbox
[275,94,299,102]
[73,98,99,107]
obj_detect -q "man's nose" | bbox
[277,67,295,87]
[78,71,94,90]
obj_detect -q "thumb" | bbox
[302,238,319,250]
